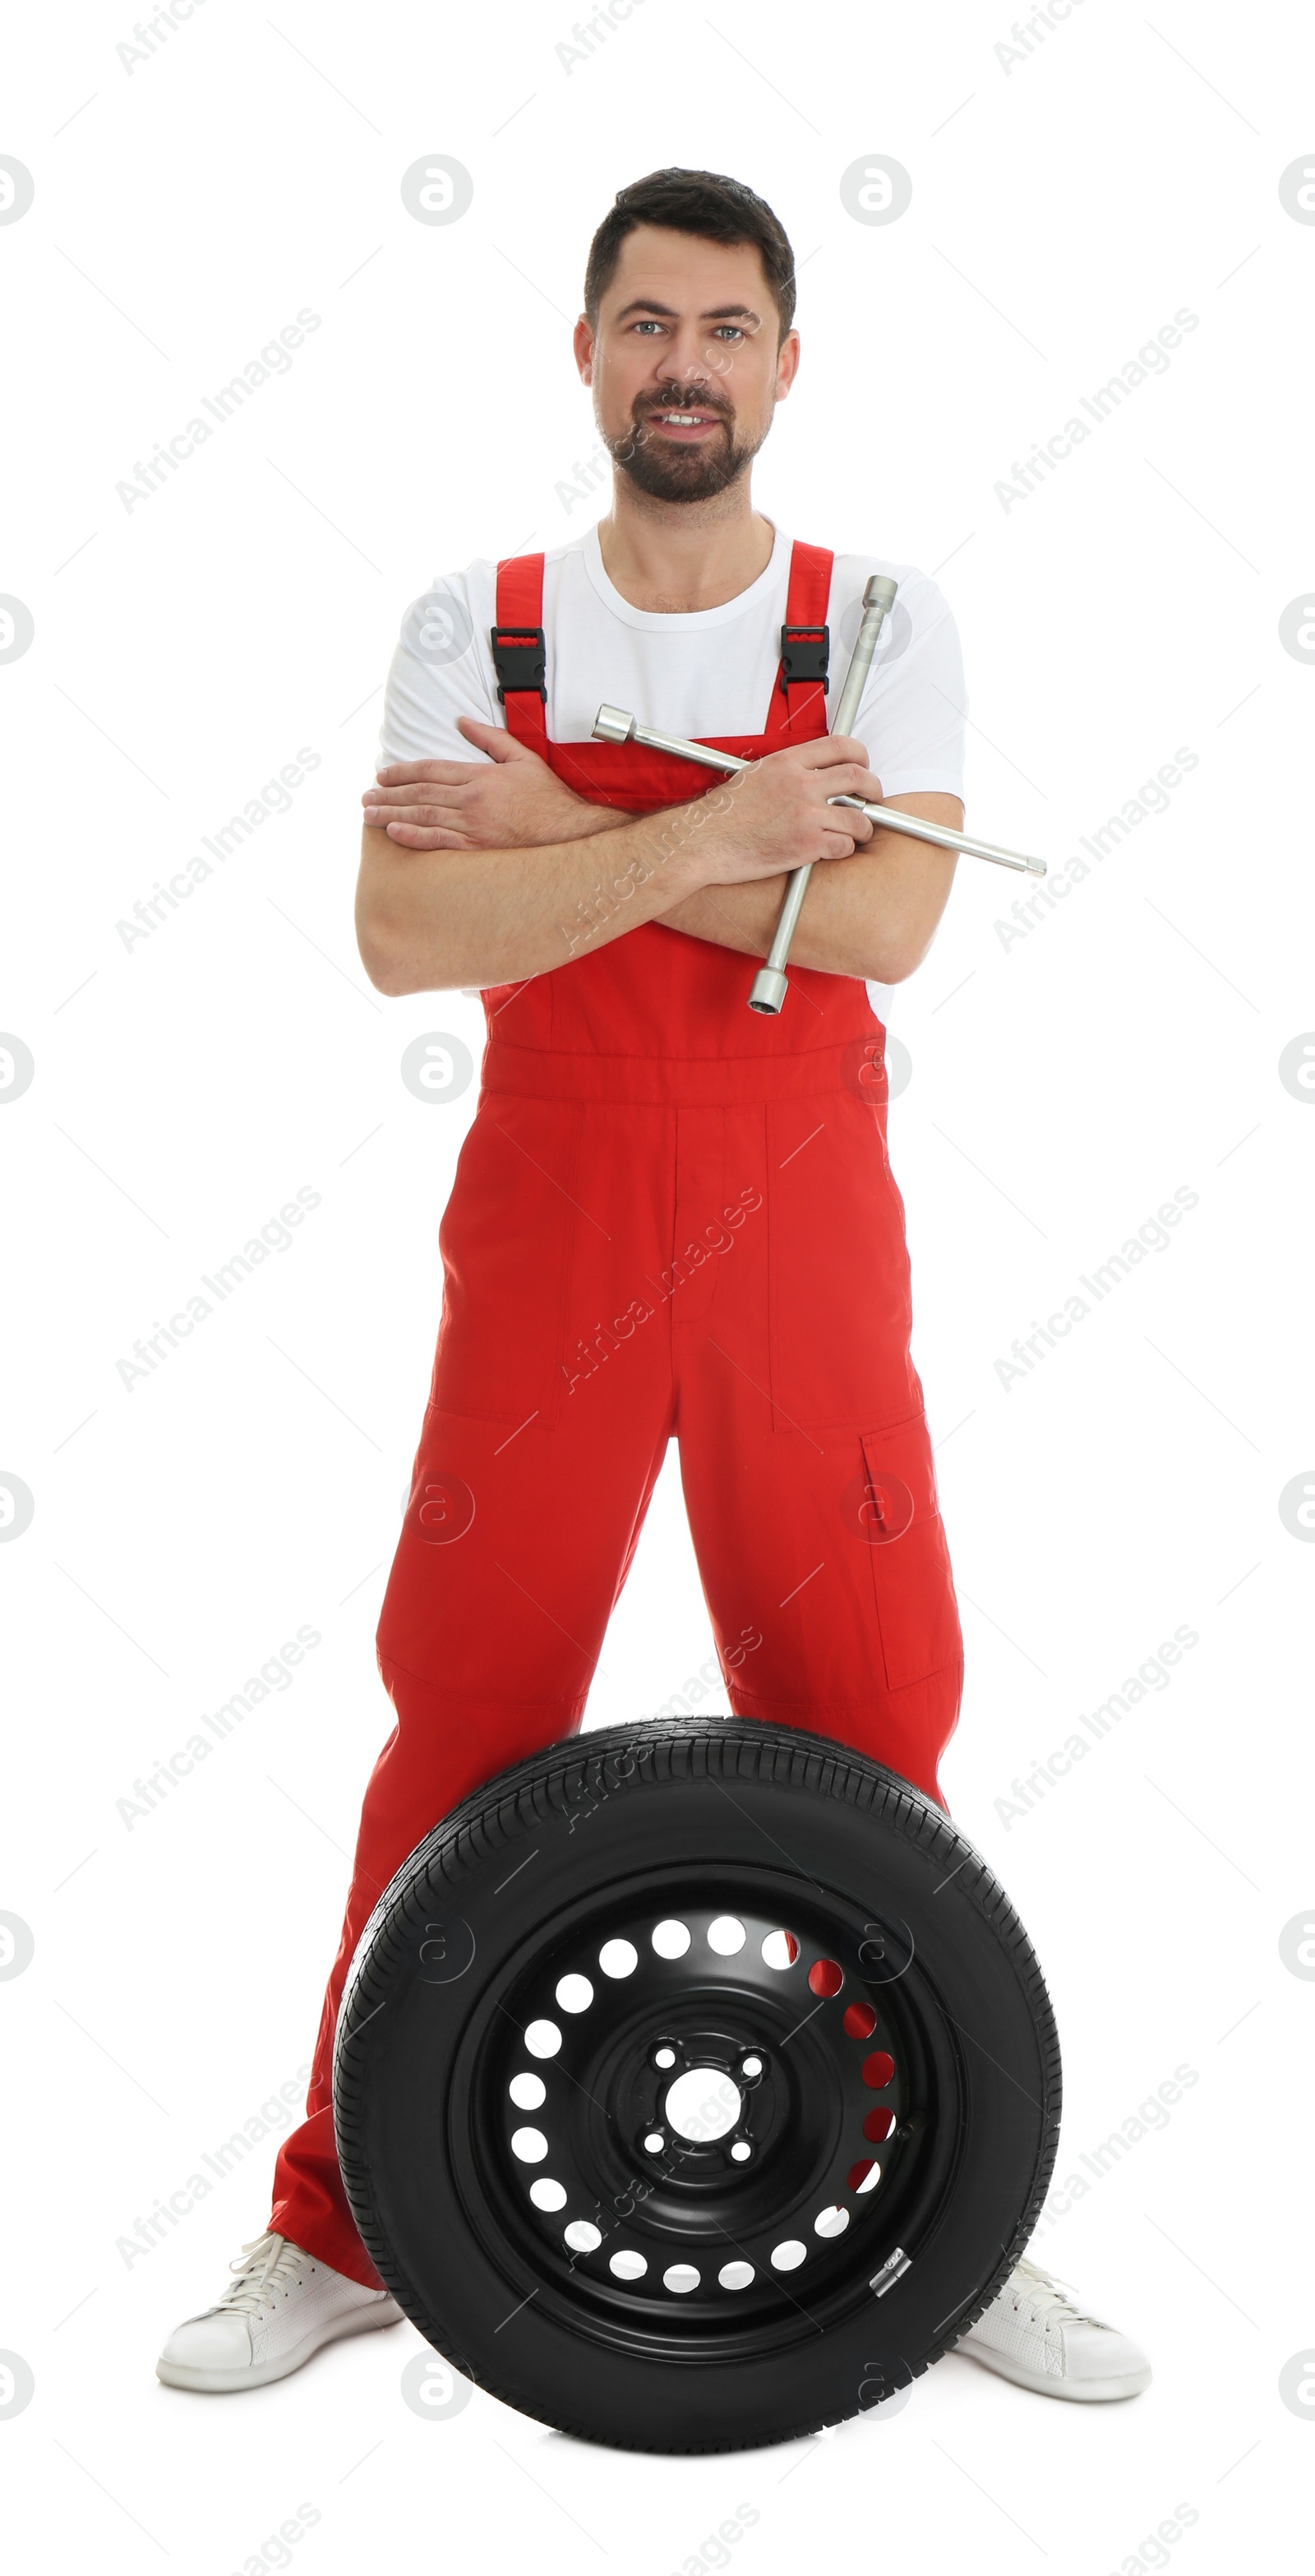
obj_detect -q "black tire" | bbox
[334,1719,1060,2454]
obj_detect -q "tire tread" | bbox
[334,1716,1061,2453]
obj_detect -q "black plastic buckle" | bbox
[490,624,547,704]
[779,622,830,692]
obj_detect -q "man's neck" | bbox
[595,473,776,614]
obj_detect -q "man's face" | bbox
[574,224,799,504]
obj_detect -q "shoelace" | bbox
[215,2232,312,2315]
[1008,2255,1101,2329]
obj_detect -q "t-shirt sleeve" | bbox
[376,566,501,768]
[849,570,967,802]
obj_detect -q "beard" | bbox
[602,390,768,504]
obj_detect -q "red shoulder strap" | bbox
[762,540,835,743]
[493,553,548,751]
[495,540,837,754]
[784,539,835,626]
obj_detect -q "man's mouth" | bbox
[644,407,727,441]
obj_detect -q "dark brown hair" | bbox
[584,168,796,340]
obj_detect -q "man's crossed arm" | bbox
[356,713,962,996]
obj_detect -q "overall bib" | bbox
[270,540,965,2282]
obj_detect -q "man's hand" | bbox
[654,787,963,986]
[696,735,885,884]
[361,717,625,851]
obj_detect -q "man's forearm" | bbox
[357,792,725,994]
[654,797,963,985]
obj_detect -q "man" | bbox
[158,167,1148,2407]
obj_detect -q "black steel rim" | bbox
[446,1864,966,2361]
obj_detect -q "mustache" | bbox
[634,390,733,423]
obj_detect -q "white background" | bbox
[2,0,1313,2567]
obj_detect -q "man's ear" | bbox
[574,314,595,385]
[773,327,801,402]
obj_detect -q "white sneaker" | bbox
[156,2232,403,2393]
[955,2255,1151,2401]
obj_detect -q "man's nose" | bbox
[651,331,721,390]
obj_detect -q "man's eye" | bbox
[633,320,664,335]
[713,325,745,341]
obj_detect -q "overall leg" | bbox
[271,1401,674,2278]
[670,1089,963,1806]
[271,1089,676,2278]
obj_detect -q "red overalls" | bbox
[270,541,964,2283]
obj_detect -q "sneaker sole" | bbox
[155,2297,404,2394]
[955,2341,1151,2402]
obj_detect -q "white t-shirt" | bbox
[377,519,967,801]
